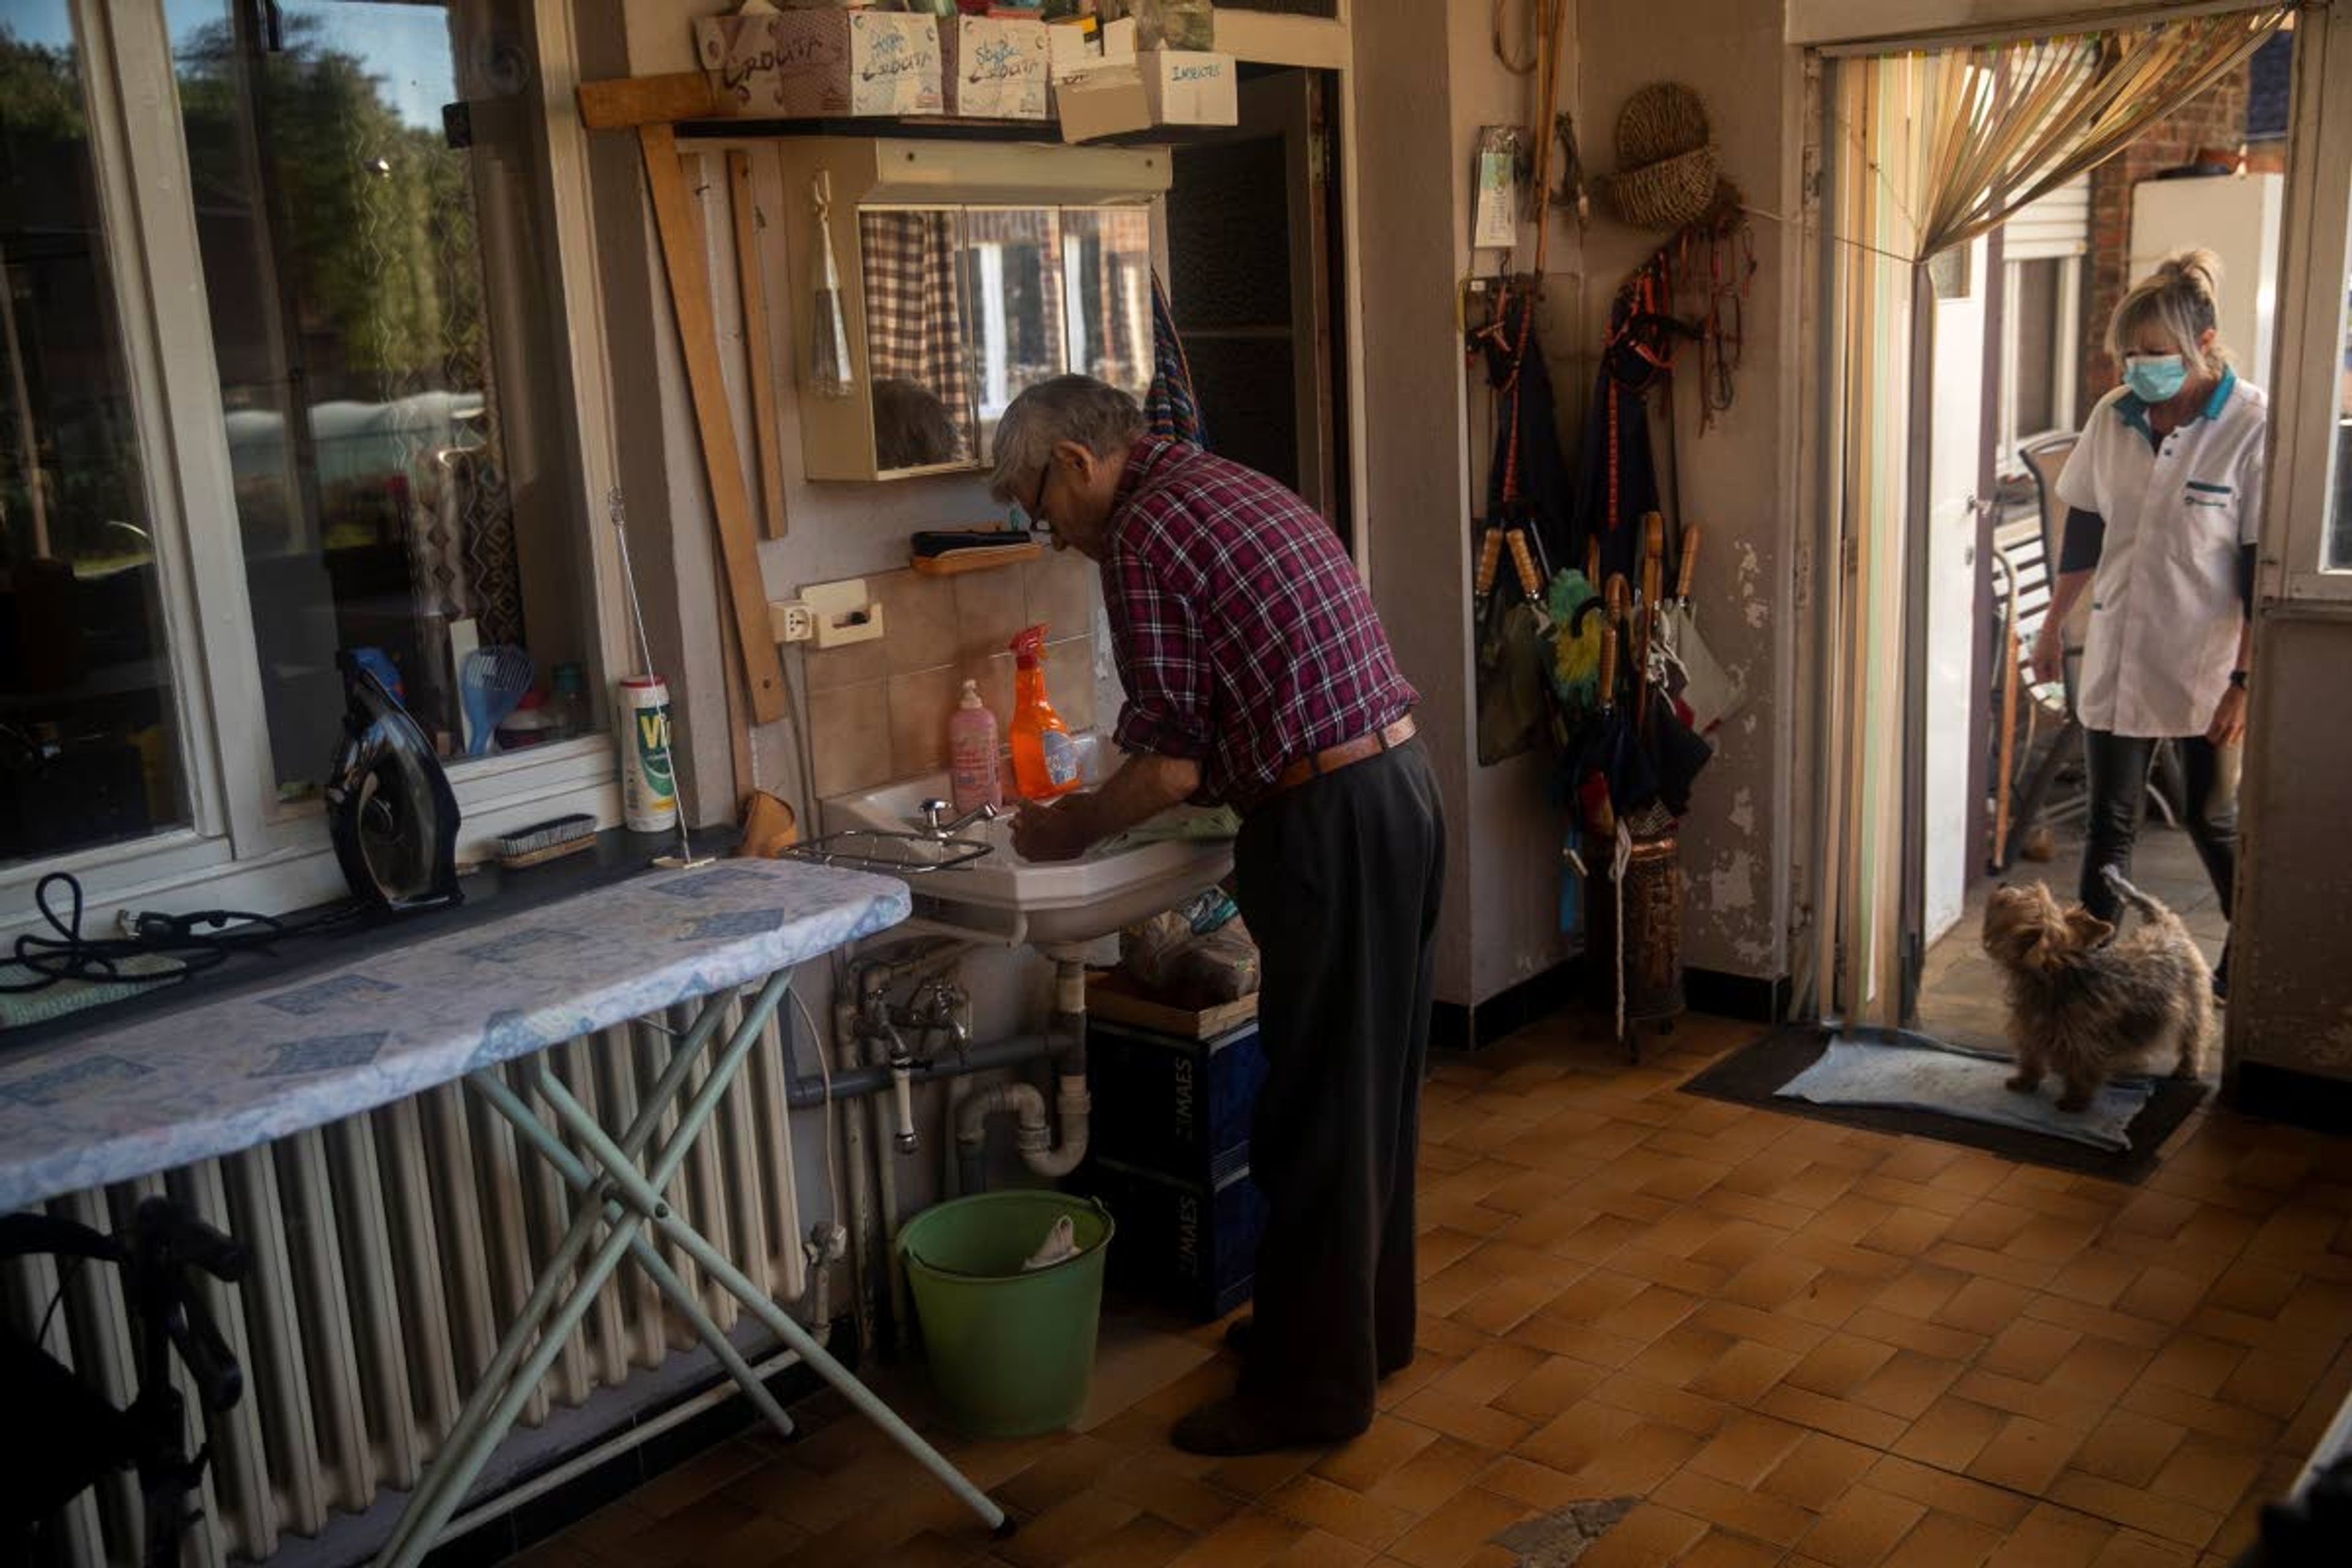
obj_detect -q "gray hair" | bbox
[2107,248,2231,375]
[987,375,1144,503]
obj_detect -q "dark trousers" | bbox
[2079,730,2236,962]
[1229,741,1445,1435]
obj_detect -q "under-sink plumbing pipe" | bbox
[956,953,1094,1192]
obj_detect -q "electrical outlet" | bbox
[771,599,815,644]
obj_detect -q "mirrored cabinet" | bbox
[774,140,1169,483]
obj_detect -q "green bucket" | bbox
[896,1191,1115,1438]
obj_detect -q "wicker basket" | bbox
[1602,81,1719,232]
[1602,145,1720,231]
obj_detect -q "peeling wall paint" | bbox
[1580,0,1795,984]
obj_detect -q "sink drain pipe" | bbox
[954,954,1093,1193]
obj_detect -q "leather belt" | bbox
[1263,714,1417,801]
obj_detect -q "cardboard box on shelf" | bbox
[941,14,1050,121]
[1057,48,1237,143]
[695,9,943,120]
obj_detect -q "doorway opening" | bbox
[1161,67,1349,546]
[1812,15,2294,1057]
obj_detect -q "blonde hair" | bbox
[2106,248,2230,375]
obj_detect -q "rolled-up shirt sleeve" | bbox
[1104,549,1213,761]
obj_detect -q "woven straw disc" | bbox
[1615,82,1709,165]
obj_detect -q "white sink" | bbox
[819,733,1235,945]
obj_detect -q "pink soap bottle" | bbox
[948,679,1002,814]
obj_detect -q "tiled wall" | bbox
[801,551,1102,799]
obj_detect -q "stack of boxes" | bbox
[1076,987,1267,1320]
[689,6,1235,138]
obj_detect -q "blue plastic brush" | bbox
[461,645,533,756]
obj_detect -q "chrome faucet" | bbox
[913,798,1000,839]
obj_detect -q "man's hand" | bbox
[2030,622,2066,686]
[2206,684,2248,746]
[1012,799,1093,862]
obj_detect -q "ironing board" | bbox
[0,858,1011,1561]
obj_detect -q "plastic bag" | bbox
[1123,908,1259,1008]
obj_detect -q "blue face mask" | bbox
[2124,353,2188,403]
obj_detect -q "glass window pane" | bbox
[857,207,976,473]
[1061,206,1154,405]
[2011,258,2060,439]
[172,0,598,796]
[2332,241,2352,570]
[1,6,195,865]
[960,206,1066,465]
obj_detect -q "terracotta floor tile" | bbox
[1795,1485,1929,1568]
[2087,1532,2204,1567]
[1362,1435,1498,1520]
[1756,1384,1910,1450]
[1265,1528,1378,1568]
[2046,1472,2221,1548]
[1861,1455,2032,1531]
[1166,1507,1307,1568]
[1562,1501,1711,1568]
[1389,1385,1536,1451]
[1650,1466,1818,1548]
[1382,1488,1531,1568]
[1977,1318,2082,1382]
[1312,1417,1442,1493]
[2147,1437,2268,1517]
[1588,1369,1732,1437]
[1266,1473,1413,1551]
[1891,1511,2007,1568]
[1982,1502,2117,1567]
[1758,1431,1881,1513]
[2141,1333,2248,1398]
[1676,1531,1790,1568]
[1685,1411,1811,1490]
[1891,1395,2007,1474]
[1966,1414,2086,1495]
[2071,1411,2191,1488]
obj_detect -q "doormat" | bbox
[1681,1024,2207,1182]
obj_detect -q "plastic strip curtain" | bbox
[1820,52,1928,1030]
[1815,7,2291,1029]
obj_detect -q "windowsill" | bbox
[1,736,625,932]
[0,823,739,1054]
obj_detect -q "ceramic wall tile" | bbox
[888,665,965,780]
[952,565,1030,666]
[872,569,960,676]
[806,679,893,797]
[800,633,890,694]
[1025,551,1101,644]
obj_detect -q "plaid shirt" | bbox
[1102,439,1417,807]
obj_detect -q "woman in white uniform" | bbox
[2035,251,2257,997]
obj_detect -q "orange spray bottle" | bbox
[1007,624,1081,800]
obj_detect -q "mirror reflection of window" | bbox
[858,208,974,473]
[1061,207,1155,405]
[963,208,1068,462]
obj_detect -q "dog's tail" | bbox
[2100,864,2177,931]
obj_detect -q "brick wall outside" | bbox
[2078,62,2262,415]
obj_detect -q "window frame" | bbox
[2264,3,2352,603]
[1,0,628,919]
[1995,252,2083,472]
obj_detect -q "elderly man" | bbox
[991,375,1445,1456]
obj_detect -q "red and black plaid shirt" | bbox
[1101,439,1417,807]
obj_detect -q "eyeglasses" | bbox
[1025,464,1052,535]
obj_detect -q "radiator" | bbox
[1,987,807,1566]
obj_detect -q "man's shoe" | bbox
[1169,1396,1363,1457]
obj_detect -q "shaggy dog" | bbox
[1980,866,2211,1112]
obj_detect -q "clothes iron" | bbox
[325,653,462,912]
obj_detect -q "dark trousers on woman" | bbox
[2079,729,2237,974]
[1229,742,1445,1437]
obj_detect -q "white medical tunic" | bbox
[2055,368,2265,739]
